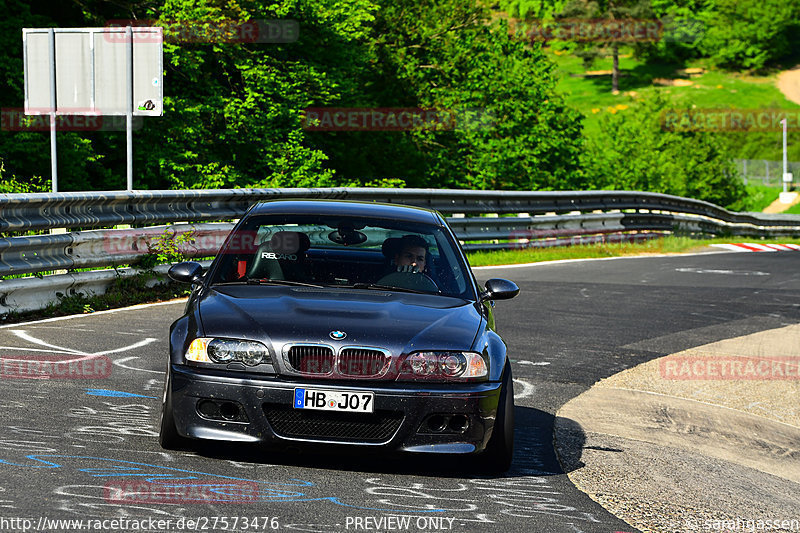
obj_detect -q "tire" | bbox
[483,360,514,473]
[158,369,191,450]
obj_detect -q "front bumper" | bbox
[169,364,502,455]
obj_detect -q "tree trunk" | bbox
[612,44,619,93]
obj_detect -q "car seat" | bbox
[246,231,311,281]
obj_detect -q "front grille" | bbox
[337,348,390,377]
[286,345,334,374]
[263,405,403,443]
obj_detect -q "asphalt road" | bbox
[0,250,797,533]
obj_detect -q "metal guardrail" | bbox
[1,187,800,315]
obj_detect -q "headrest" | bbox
[264,231,310,254]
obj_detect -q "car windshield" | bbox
[207,214,474,299]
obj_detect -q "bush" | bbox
[582,93,746,208]
[698,0,800,71]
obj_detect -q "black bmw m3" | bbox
[159,199,519,471]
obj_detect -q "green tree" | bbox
[557,0,655,93]
[343,0,586,190]
[698,0,800,71]
[0,0,583,192]
[583,93,745,208]
[497,0,569,20]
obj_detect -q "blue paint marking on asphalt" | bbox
[85,388,157,399]
[0,455,446,512]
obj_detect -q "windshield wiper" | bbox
[346,283,431,294]
[247,278,324,288]
[212,279,323,288]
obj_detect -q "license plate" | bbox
[293,388,374,413]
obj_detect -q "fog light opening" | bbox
[219,402,240,421]
[448,415,469,433]
[427,415,449,432]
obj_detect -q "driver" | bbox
[393,234,429,274]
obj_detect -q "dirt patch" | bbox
[777,66,800,105]
[653,78,693,87]
[763,192,800,213]
[677,67,705,77]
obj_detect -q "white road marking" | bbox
[513,378,534,400]
[517,360,551,366]
[11,330,85,354]
[0,347,87,355]
[113,356,163,374]
[91,338,158,356]
[0,331,158,366]
[675,267,770,276]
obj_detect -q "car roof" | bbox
[248,199,443,225]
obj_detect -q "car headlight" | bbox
[397,351,487,381]
[185,338,269,367]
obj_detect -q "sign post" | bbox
[47,28,57,192]
[23,26,163,191]
[781,118,792,193]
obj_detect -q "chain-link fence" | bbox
[735,159,800,187]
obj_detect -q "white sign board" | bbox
[23,27,163,116]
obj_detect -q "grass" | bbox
[741,184,783,212]
[465,235,800,267]
[551,49,800,138]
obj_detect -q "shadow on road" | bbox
[180,405,586,480]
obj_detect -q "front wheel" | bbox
[158,369,191,450]
[483,360,514,473]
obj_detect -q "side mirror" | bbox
[481,278,519,301]
[168,261,204,284]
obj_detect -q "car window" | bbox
[208,214,472,299]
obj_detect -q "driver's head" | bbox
[394,235,428,273]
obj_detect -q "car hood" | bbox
[198,285,483,357]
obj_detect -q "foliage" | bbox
[0,161,48,193]
[496,0,569,20]
[138,227,196,269]
[363,0,585,190]
[0,0,585,193]
[582,92,746,208]
[697,0,800,71]
[1,0,794,203]
[554,0,655,93]
[647,0,800,70]
[731,184,781,213]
